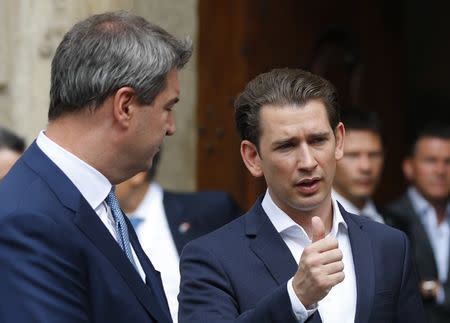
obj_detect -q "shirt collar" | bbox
[36,130,111,210]
[132,182,164,220]
[262,189,347,240]
[408,186,450,220]
[408,186,434,216]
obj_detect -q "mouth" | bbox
[295,177,321,195]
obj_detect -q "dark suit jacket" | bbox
[163,190,242,255]
[179,197,425,323]
[387,193,450,323]
[0,142,172,323]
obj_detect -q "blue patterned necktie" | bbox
[106,188,137,269]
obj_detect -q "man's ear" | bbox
[402,158,414,182]
[112,87,136,127]
[240,140,264,178]
[334,122,345,160]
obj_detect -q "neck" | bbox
[45,108,123,183]
[287,198,334,240]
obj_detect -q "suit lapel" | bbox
[128,220,172,321]
[24,143,171,322]
[74,197,171,322]
[340,205,374,323]
[245,201,298,285]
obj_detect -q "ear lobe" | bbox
[112,87,136,126]
[240,140,263,177]
[334,122,345,160]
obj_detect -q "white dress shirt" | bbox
[128,182,180,323]
[332,190,385,224]
[262,190,357,323]
[36,131,146,281]
[408,186,450,303]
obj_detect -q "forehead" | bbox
[344,130,382,150]
[415,136,450,157]
[259,100,331,137]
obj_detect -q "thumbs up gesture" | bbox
[292,216,345,307]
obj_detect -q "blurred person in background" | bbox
[387,122,450,323]
[116,151,242,322]
[0,126,25,180]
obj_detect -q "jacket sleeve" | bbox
[178,239,299,323]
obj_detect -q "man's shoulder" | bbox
[164,189,235,205]
[163,189,243,219]
[181,211,247,256]
[385,193,413,215]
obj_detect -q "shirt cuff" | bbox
[287,277,318,322]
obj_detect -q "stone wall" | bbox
[0,0,198,190]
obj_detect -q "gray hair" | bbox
[49,11,193,120]
[234,68,340,149]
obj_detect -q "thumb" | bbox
[311,216,325,242]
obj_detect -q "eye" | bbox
[276,142,294,150]
[310,136,327,145]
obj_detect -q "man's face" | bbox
[404,137,450,203]
[333,130,384,204]
[0,148,21,180]
[248,100,344,216]
[126,68,179,174]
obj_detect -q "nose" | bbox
[297,144,318,172]
[166,117,176,136]
[358,155,372,173]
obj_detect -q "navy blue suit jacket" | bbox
[179,197,426,323]
[0,142,172,322]
[163,190,242,255]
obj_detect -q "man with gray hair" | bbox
[0,11,192,323]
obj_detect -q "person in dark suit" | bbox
[0,11,192,323]
[0,126,25,180]
[332,109,408,231]
[386,122,450,323]
[178,68,425,322]
[115,152,242,321]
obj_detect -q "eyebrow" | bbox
[164,97,179,108]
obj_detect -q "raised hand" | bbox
[292,216,345,307]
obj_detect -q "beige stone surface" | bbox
[0,0,198,190]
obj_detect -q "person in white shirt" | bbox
[178,68,425,323]
[115,152,242,322]
[387,122,450,323]
[332,109,385,223]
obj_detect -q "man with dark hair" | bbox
[0,126,25,180]
[115,152,242,322]
[332,109,385,223]
[387,122,450,323]
[0,11,192,323]
[179,68,424,322]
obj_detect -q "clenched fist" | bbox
[292,216,345,307]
